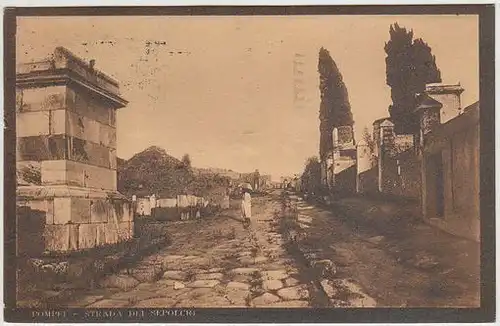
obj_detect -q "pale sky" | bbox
[17,15,478,178]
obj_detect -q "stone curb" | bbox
[288,233,333,301]
[286,194,379,308]
[279,194,333,307]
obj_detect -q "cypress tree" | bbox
[385,23,441,134]
[318,47,354,159]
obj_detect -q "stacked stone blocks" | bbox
[16,47,133,253]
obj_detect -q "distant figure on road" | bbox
[222,188,230,210]
[149,194,157,218]
[196,196,203,219]
[131,195,137,217]
[241,186,252,229]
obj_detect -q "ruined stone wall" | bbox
[376,126,421,200]
[380,149,421,200]
[134,195,216,222]
[448,126,479,219]
[397,152,422,199]
[17,197,133,253]
[379,150,399,194]
[154,198,180,221]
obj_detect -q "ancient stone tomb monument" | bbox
[16,47,133,253]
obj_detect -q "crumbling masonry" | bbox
[16,47,134,253]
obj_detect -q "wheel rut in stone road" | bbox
[281,193,377,308]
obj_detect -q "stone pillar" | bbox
[336,125,355,147]
[414,93,443,221]
[372,118,389,159]
[377,120,395,193]
[415,97,442,136]
[425,83,463,124]
[334,125,356,157]
[414,93,443,153]
[356,139,371,193]
[16,47,132,253]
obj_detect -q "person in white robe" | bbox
[149,194,157,218]
[222,188,230,210]
[241,187,252,228]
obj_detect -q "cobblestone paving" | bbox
[66,195,313,308]
[285,192,479,308]
[288,194,377,308]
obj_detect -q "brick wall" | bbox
[422,105,479,241]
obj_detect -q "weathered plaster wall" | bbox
[356,144,372,175]
[334,158,356,175]
[157,198,177,207]
[423,106,479,241]
[428,93,461,124]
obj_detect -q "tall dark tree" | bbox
[361,127,375,154]
[318,48,354,159]
[361,127,377,167]
[385,23,441,134]
[301,156,321,195]
[412,38,442,92]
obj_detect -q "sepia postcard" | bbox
[3,5,495,323]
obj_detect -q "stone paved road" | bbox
[65,193,314,308]
[287,193,479,308]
